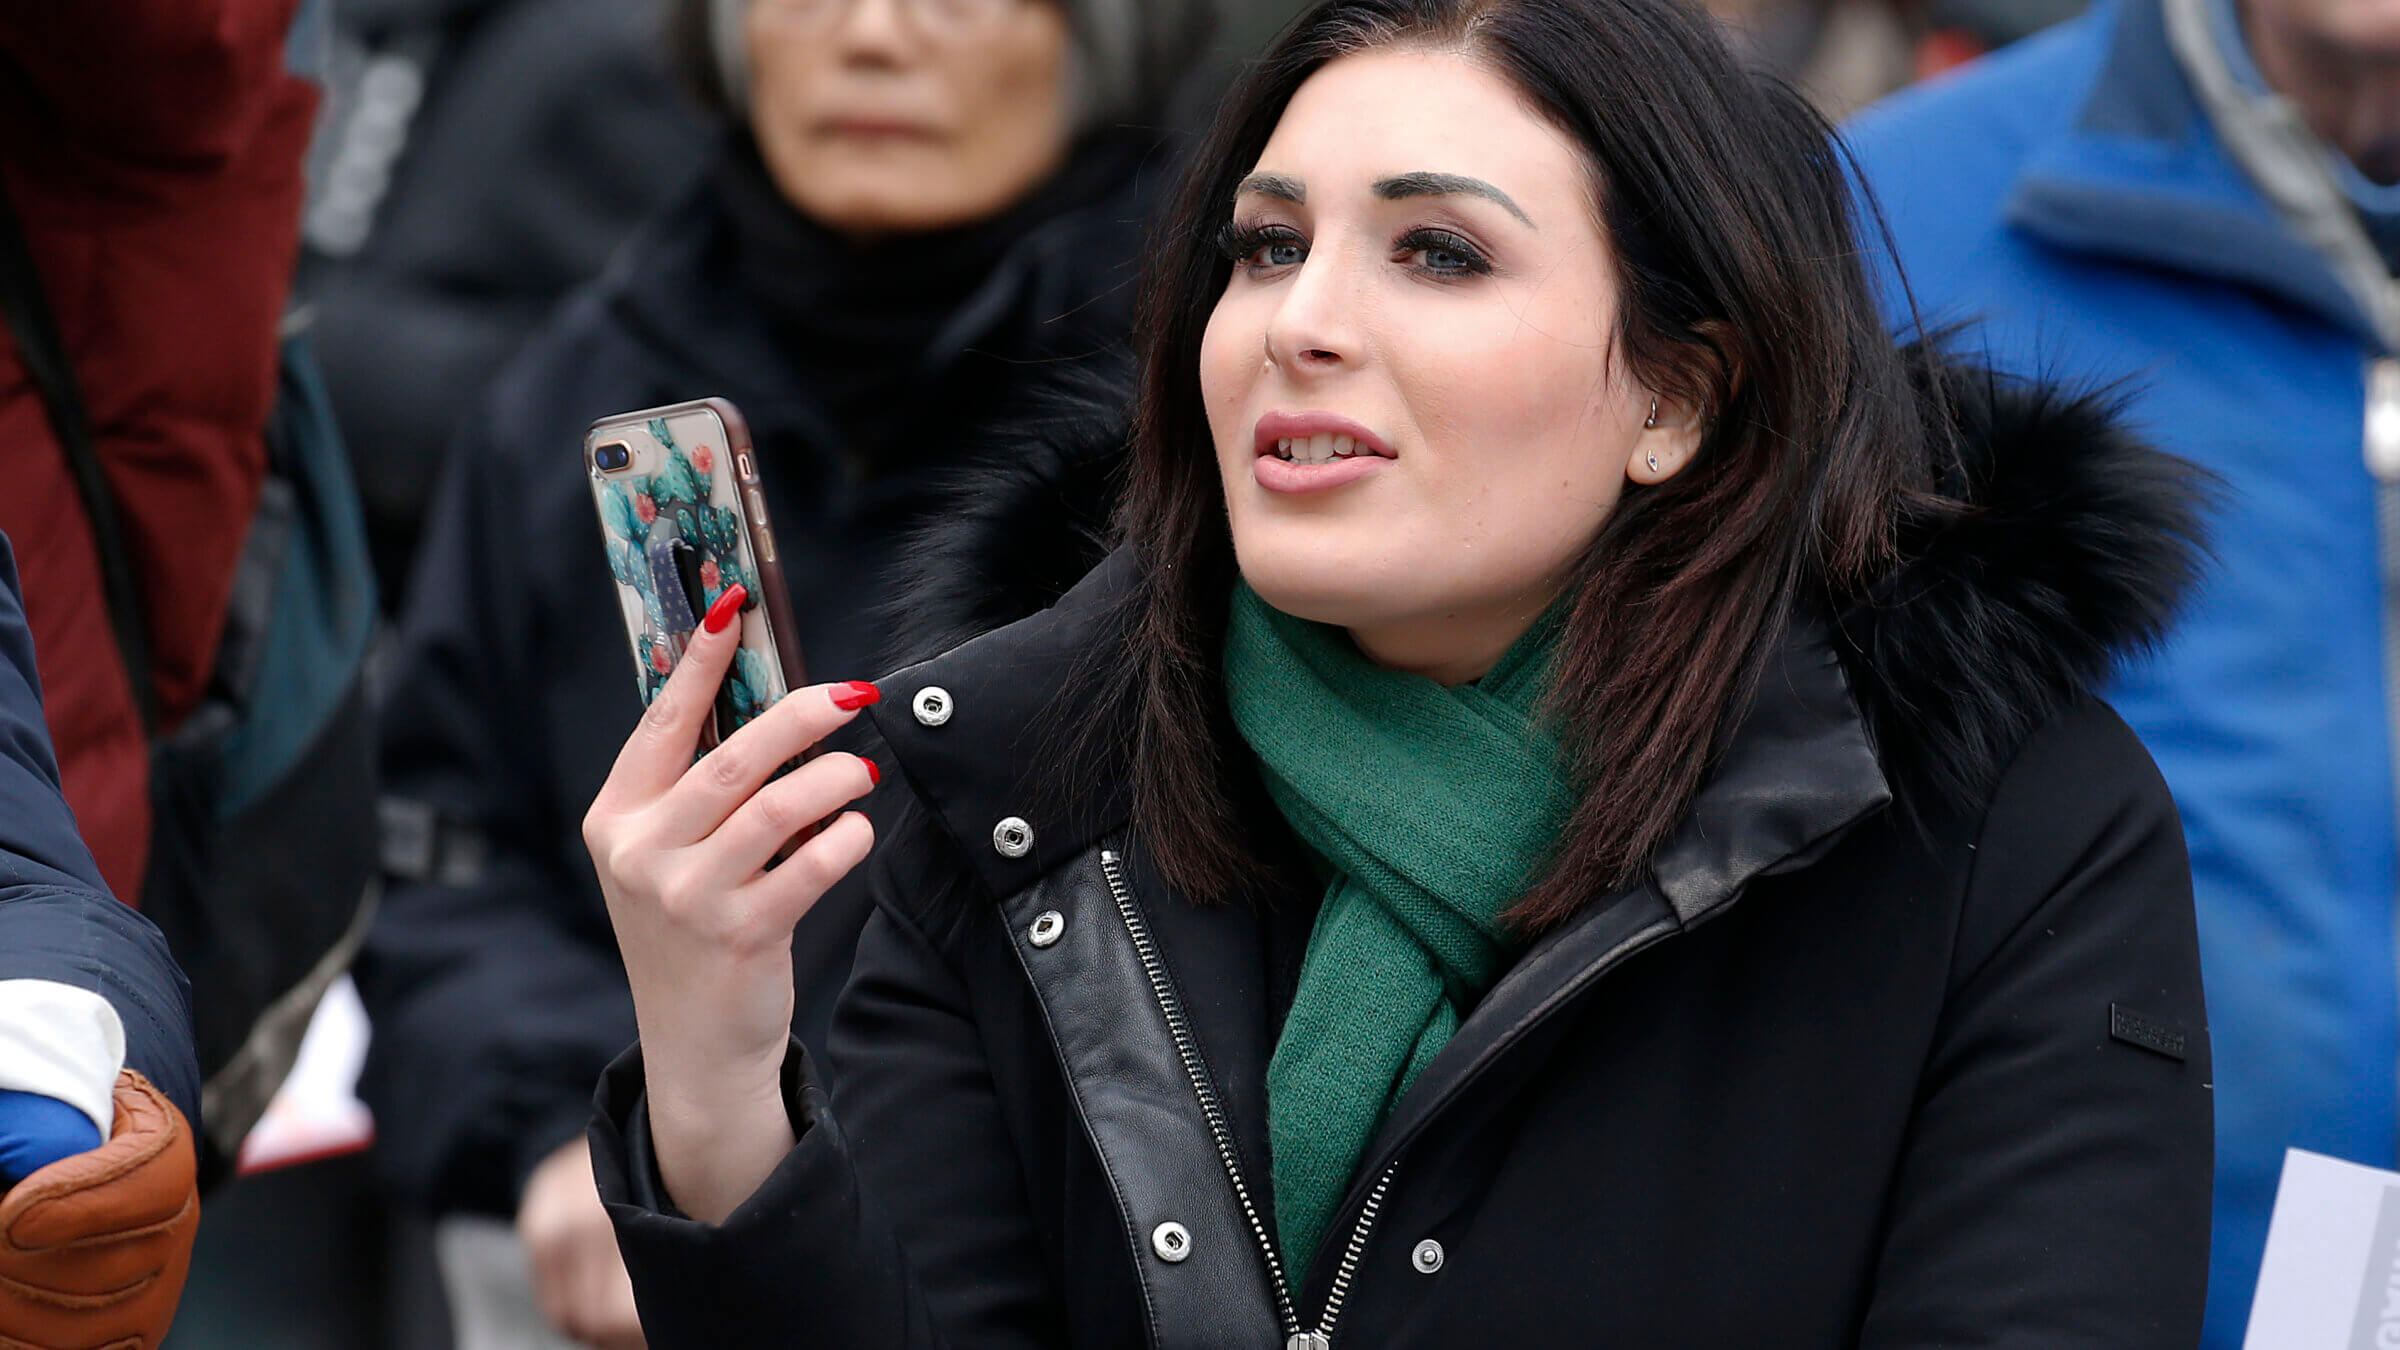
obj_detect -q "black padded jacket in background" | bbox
[591,365,2217,1348]
[354,129,1168,1218]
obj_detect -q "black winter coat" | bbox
[356,134,1165,1216]
[591,373,2216,1347]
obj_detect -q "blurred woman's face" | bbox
[1199,47,1700,684]
[746,0,1075,235]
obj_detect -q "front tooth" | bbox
[1331,434,1356,458]
[1309,433,1335,463]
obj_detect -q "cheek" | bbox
[960,56,1063,146]
[1198,297,1259,463]
[945,28,1071,181]
[747,38,814,146]
[1404,251,1618,450]
[1402,329,1627,563]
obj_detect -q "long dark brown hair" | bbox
[1108,0,1942,929]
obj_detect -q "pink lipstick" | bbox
[1251,411,1395,494]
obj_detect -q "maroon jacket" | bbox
[0,1,317,898]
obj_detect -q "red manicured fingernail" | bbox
[703,584,747,634]
[830,680,880,710]
[863,758,881,785]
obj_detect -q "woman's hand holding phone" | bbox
[582,584,881,1224]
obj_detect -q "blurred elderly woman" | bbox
[354,1,1214,1344]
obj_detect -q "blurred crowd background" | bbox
[294,0,2056,628]
[5,0,2088,1345]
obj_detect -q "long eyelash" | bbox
[1215,221,1287,262]
[1398,227,1493,276]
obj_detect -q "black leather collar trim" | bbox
[867,548,1138,902]
[1650,616,1891,926]
[998,845,1288,1348]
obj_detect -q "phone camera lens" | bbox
[595,442,633,473]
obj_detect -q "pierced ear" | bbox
[1628,390,1706,485]
[1628,322,1738,486]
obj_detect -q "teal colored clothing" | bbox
[1222,583,1574,1279]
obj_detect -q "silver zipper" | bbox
[1097,849,1395,1349]
[1096,850,1302,1336]
[1307,1161,1396,1346]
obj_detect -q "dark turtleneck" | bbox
[712,128,1151,468]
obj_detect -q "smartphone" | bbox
[585,398,805,749]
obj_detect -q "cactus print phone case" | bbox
[584,398,805,747]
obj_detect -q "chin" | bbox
[786,155,1000,236]
[1242,578,1365,630]
[1232,542,1409,633]
[2320,0,2400,53]
[798,186,958,235]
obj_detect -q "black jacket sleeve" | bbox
[354,409,637,1215]
[1859,699,2212,1348]
[0,535,199,1127]
[591,820,1062,1350]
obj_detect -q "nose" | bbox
[1261,243,1363,377]
[834,0,915,58]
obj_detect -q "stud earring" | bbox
[1644,396,1658,430]
[1647,454,1660,472]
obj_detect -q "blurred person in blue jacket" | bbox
[1847,0,2400,1341]
[0,531,201,1347]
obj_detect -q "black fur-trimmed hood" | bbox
[1839,362,2208,811]
[880,355,2207,810]
[880,360,1135,668]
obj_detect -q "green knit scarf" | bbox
[1222,581,1575,1282]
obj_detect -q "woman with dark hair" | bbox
[581,0,2215,1344]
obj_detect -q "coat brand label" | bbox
[2108,1004,2187,1061]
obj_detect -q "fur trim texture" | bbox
[1836,359,2210,807]
[878,360,1134,669]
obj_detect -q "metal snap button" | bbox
[1151,1221,1191,1263]
[912,686,953,727]
[1028,910,1065,948]
[992,817,1034,859]
[1411,1238,1444,1274]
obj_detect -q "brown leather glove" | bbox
[0,1070,198,1350]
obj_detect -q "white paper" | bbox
[234,973,375,1174]
[2245,1148,2400,1349]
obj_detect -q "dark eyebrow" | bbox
[1373,172,1535,228]
[1233,172,1306,204]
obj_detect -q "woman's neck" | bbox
[1346,593,1563,687]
